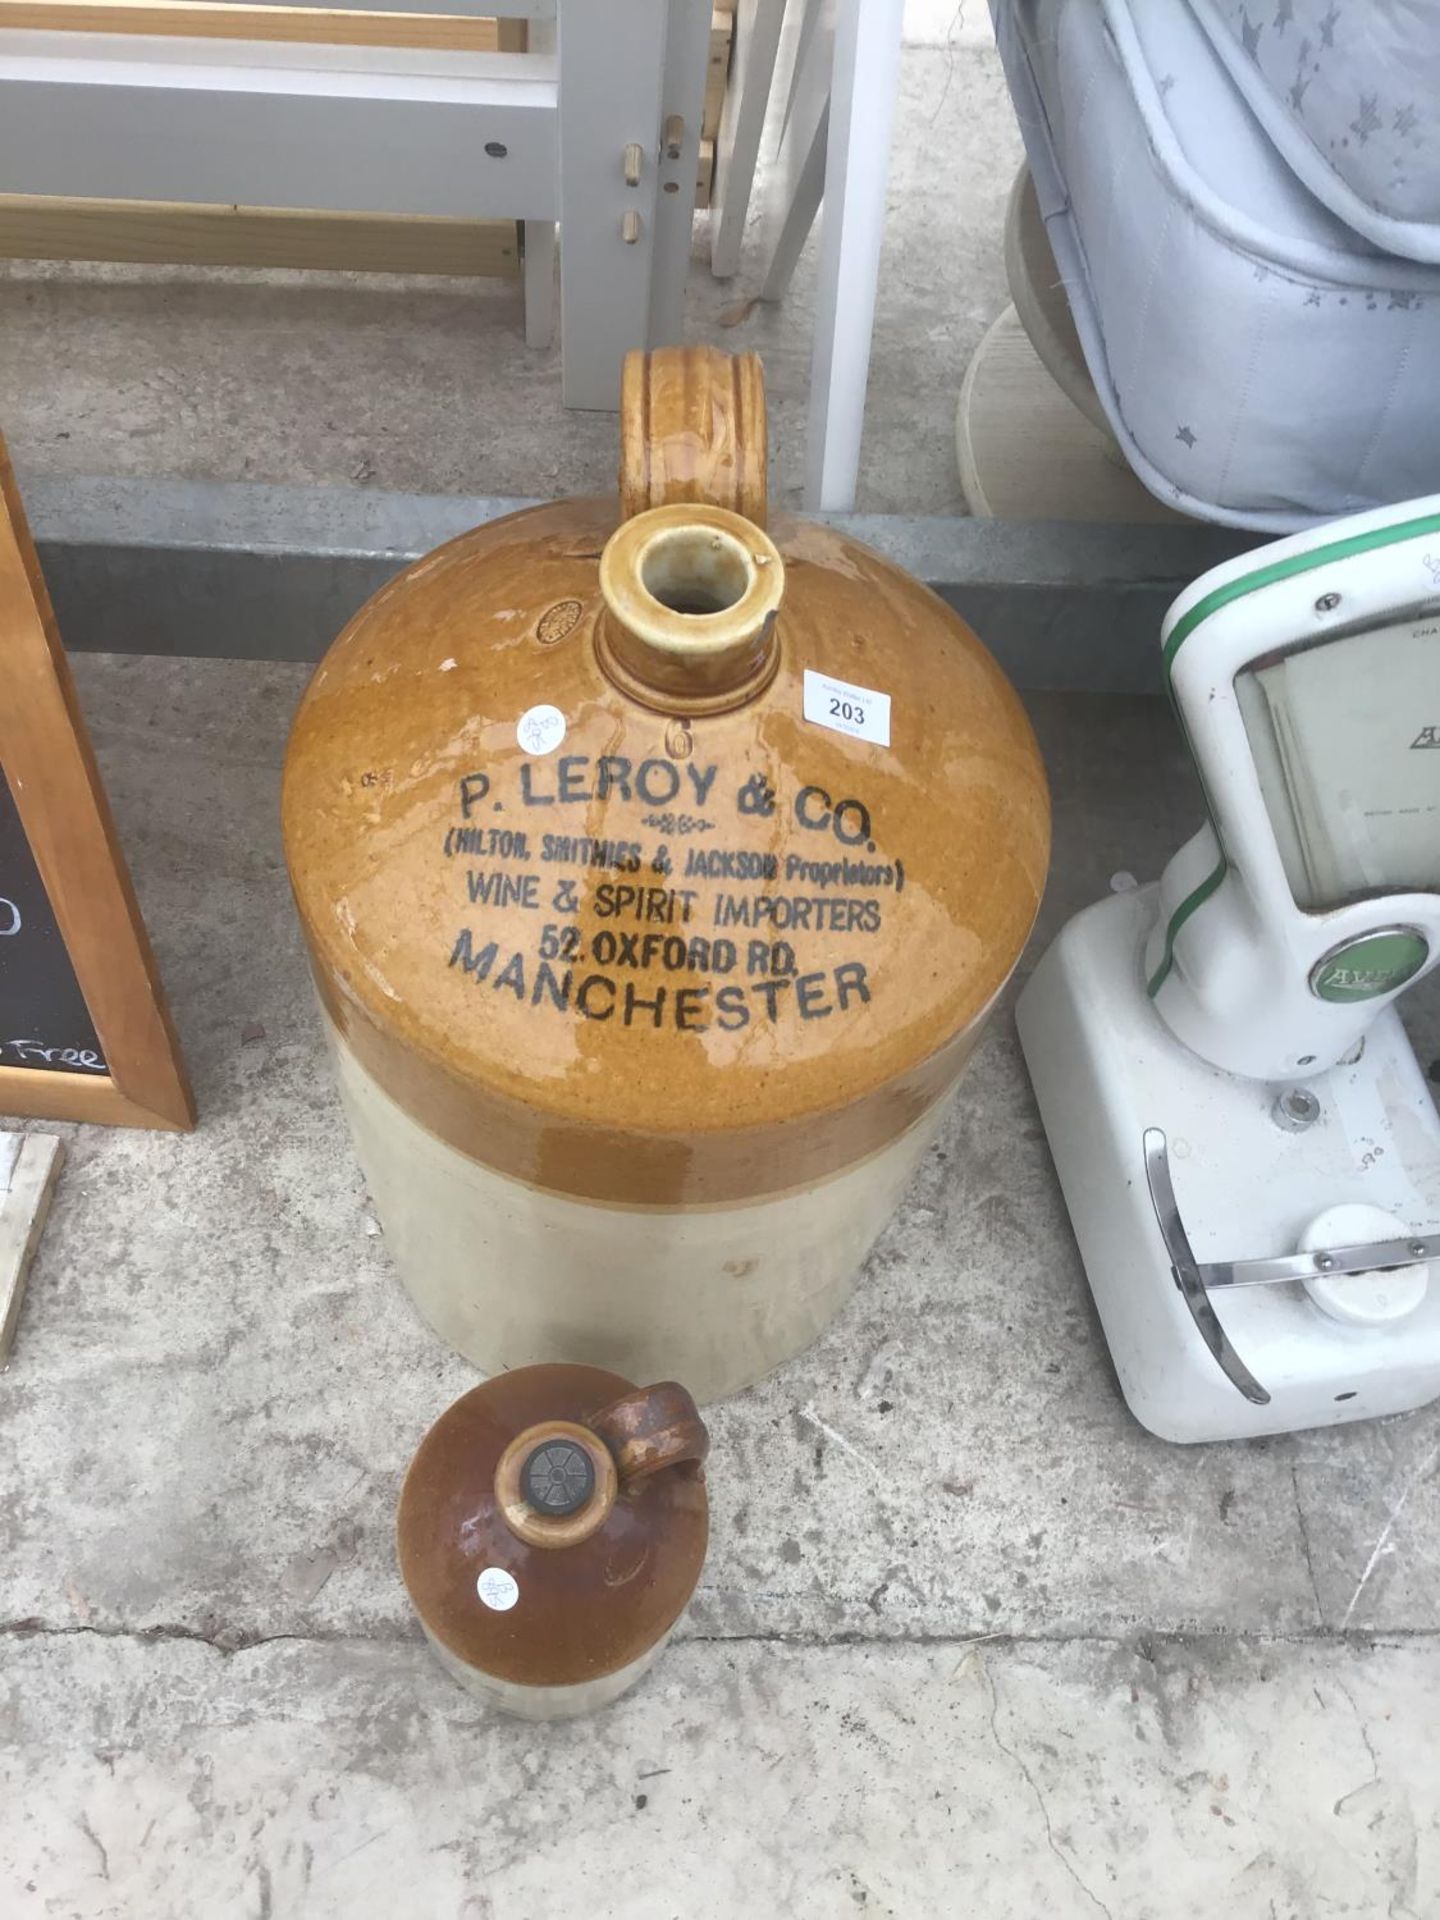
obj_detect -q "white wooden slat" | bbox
[0,33,558,216]
[0,27,554,76]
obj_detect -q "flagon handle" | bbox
[588,1381,710,1489]
[619,346,768,529]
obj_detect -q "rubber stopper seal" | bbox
[521,1439,597,1516]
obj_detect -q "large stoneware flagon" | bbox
[283,347,1050,1400]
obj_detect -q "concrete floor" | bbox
[1,657,1437,1918]
[3,11,1440,1914]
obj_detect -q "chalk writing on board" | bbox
[0,764,108,1076]
[2,1039,105,1071]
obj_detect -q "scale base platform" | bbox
[1017,886,1440,1443]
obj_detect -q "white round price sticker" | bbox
[476,1566,520,1612]
[516,704,566,756]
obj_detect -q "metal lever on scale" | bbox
[1143,1129,1270,1406]
[1143,1128,1440,1403]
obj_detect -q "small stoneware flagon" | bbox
[397,1365,709,1720]
[283,347,1050,1400]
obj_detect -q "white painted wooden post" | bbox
[647,0,710,347]
[555,0,666,410]
[803,0,902,509]
[710,0,787,280]
[758,0,831,303]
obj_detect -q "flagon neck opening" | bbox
[493,1385,708,1550]
[495,1420,618,1549]
[596,503,784,715]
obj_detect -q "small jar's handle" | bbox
[619,346,768,528]
[588,1381,709,1489]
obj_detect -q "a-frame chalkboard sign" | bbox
[0,436,193,1131]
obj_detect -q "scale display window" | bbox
[1235,612,1440,912]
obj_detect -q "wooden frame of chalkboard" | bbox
[0,437,194,1131]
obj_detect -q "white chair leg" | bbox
[522,219,557,349]
[755,0,830,301]
[803,0,903,511]
[780,0,829,140]
[758,100,826,303]
[710,0,787,280]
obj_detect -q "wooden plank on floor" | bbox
[0,0,502,51]
[0,1132,63,1363]
[0,195,522,275]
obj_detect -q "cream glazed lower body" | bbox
[327,1021,951,1403]
[421,1625,671,1721]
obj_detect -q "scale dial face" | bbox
[1235,608,1440,917]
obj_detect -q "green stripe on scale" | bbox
[1149,505,1440,996]
[1146,857,1227,998]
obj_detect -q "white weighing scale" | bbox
[1017,497,1440,1443]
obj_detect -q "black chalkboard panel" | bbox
[0,762,106,1075]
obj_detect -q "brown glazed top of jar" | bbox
[282,350,1050,1207]
[397,1364,709,1690]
